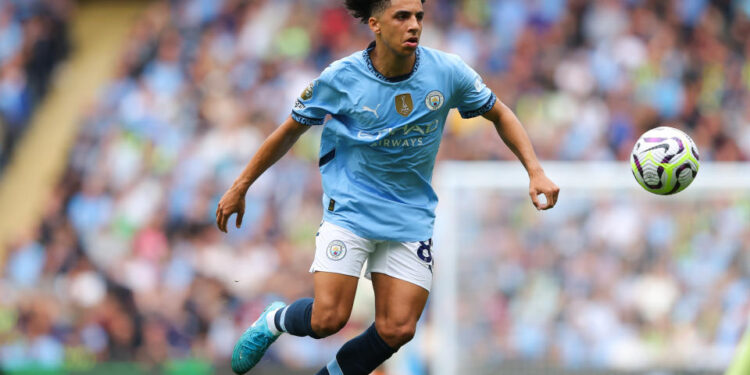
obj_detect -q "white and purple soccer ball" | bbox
[630,126,700,195]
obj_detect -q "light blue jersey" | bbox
[291,43,496,242]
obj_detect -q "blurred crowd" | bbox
[0,0,71,171]
[454,191,750,370]
[1,0,750,372]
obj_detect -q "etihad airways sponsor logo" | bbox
[370,137,425,147]
[357,128,393,141]
[357,120,439,140]
[362,120,440,148]
[402,120,439,136]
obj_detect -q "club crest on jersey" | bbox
[425,91,444,111]
[327,240,347,261]
[395,93,413,117]
[300,82,315,101]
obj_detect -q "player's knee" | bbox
[375,320,416,349]
[310,309,348,338]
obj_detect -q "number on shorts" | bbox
[417,239,433,263]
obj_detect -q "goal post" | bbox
[431,161,750,375]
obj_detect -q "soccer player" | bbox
[215,0,560,374]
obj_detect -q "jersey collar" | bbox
[363,41,421,83]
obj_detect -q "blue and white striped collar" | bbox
[362,41,421,83]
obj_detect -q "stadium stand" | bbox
[0,0,71,171]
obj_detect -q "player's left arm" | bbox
[482,100,560,210]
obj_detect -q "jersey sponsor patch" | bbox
[327,240,346,260]
[395,93,413,117]
[425,90,444,111]
[301,82,315,101]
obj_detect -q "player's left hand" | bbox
[216,186,246,233]
[529,172,559,210]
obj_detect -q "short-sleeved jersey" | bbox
[292,42,496,242]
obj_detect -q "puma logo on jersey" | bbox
[362,104,380,119]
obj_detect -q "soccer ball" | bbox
[630,126,700,195]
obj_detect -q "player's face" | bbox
[370,0,424,57]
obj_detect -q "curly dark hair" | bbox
[344,0,425,23]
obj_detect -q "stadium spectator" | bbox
[0,0,71,171]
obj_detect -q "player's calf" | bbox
[316,323,397,375]
[269,296,350,339]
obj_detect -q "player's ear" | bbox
[368,16,380,34]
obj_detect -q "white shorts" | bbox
[309,221,435,292]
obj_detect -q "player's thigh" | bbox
[366,238,434,292]
[312,271,359,324]
[310,221,373,277]
[371,272,429,321]
[310,221,374,319]
[371,272,429,345]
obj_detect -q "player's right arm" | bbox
[215,116,310,232]
[217,64,342,232]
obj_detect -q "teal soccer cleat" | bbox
[231,301,286,374]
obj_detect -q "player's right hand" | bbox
[216,186,246,233]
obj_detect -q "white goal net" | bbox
[429,161,750,375]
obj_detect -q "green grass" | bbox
[2,360,213,375]
[726,327,750,375]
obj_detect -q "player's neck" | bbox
[369,41,416,79]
